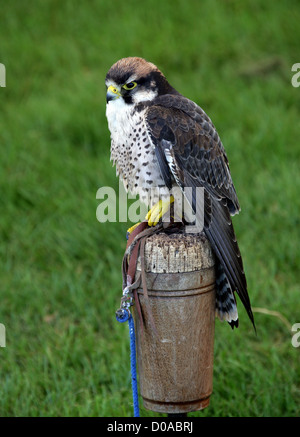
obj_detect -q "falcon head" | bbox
[105,57,179,105]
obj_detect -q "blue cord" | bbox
[116,309,140,417]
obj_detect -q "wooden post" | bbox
[133,231,216,415]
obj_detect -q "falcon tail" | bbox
[204,196,256,331]
[180,171,255,329]
[215,261,239,329]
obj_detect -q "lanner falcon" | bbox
[105,57,255,329]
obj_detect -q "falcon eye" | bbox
[123,81,137,90]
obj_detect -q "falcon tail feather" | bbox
[182,172,255,330]
[215,261,239,329]
[205,201,255,330]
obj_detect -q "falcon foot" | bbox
[126,222,141,240]
[146,196,174,226]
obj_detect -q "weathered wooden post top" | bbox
[124,223,216,415]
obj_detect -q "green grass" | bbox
[0,0,300,417]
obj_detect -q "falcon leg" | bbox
[146,196,174,226]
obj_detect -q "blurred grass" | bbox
[0,0,299,417]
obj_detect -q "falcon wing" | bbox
[145,94,255,327]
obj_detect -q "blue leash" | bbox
[116,307,140,417]
[115,223,150,417]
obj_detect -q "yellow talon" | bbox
[126,222,141,239]
[146,196,174,226]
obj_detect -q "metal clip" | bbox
[123,286,130,296]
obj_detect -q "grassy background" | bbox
[0,0,299,417]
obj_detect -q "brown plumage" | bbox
[105,57,255,329]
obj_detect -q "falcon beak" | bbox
[106,85,121,102]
